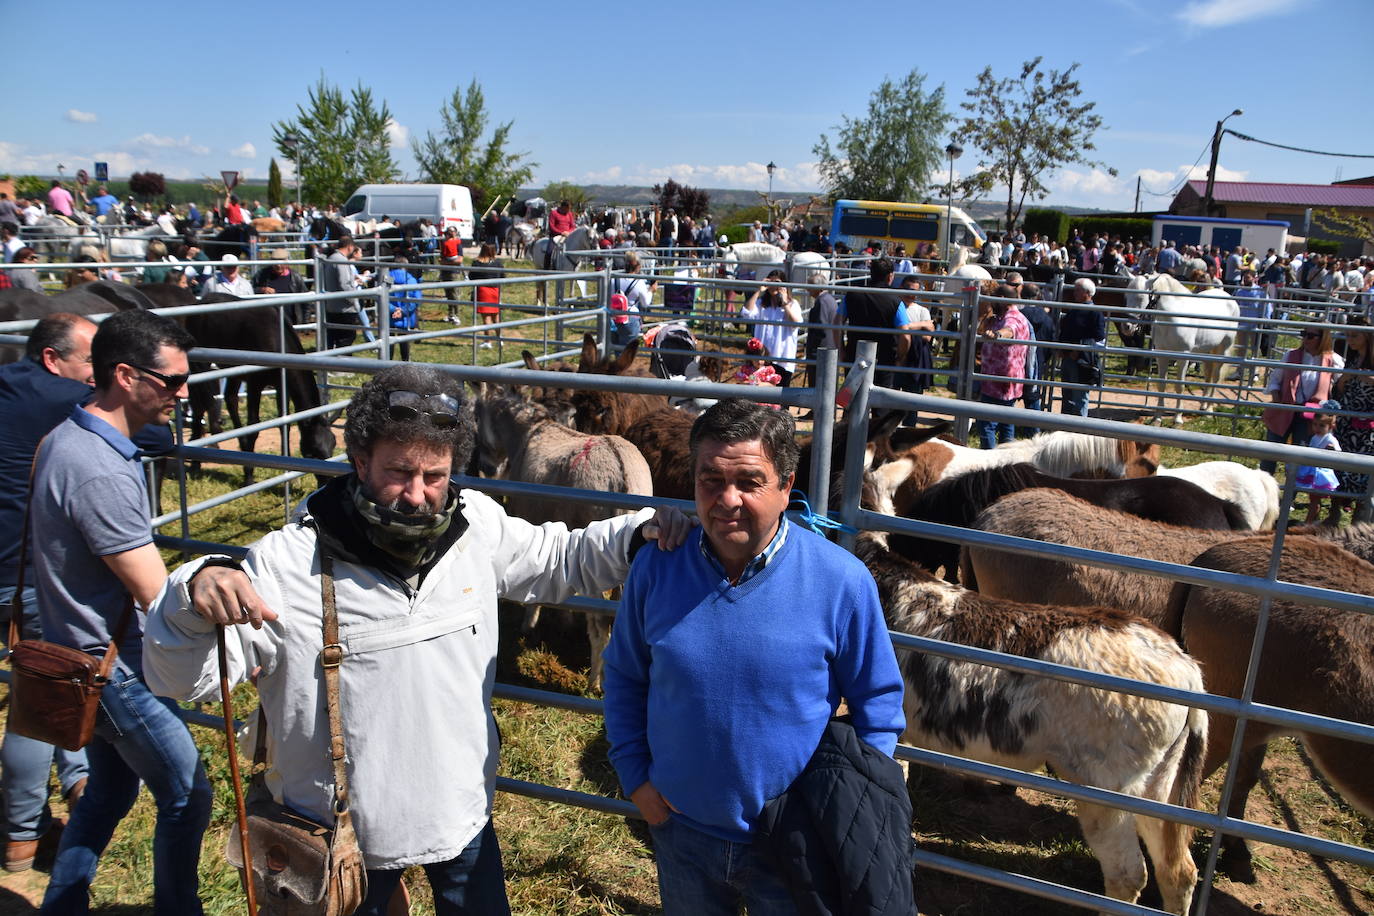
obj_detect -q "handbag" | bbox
[6,438,135,752]
[224,552,367,915]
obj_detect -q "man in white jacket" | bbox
[143,363,689,916]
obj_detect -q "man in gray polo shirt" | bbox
[30,310,211,915]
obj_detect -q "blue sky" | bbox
[6,0,1368,212]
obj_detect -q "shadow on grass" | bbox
[520,851,659,916]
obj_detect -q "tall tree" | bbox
[267,158,284,208]
[412,79,536,214]
[272,77,400,206]
[958,58,1114,230]
[542,181,590,212]
[128,171,166,201]
[812,68,948,202]
[652,179,710,221]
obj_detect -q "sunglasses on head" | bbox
[386,390,461,428]
[128,364,190,390]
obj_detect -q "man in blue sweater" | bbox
[603,399,906,915]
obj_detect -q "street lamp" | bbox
[1202,108,1243,216]
[944,142,963,261]
[766,161,777,222]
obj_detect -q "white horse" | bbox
[529,225,600,303]
[721,242,786,283]
[1157,462,1280,530]
[1125,273,1239,424]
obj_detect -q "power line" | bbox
[1140,138,1213,198]
[1224,129,1374,160]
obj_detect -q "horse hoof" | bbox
[1219,846,1257,884]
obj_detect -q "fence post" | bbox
[954,284,980,445]
[555,277,566,345]
[837,340,877,552]
[378,283,391,361]
[808,348,839,520]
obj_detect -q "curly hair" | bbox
[344,364,475,474]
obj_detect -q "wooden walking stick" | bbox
[218,625,259,916]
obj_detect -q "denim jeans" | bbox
[357,819,509,916]
[1059,355,1093,417]
[976,393,1018,450]
[40,671,211,915]
[0,586,89,841]
[1260,417,1310,475]
[612,315,642,348]
[1019,384,1044,438]
[650,817,799,916]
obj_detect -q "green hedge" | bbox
[721,224,750,245]
[1068,216,1153,242]
[1305,237,1340,255]
[1024,208,1069,243]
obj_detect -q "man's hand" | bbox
[190,566,278,629]
[630,781,677,825]
[641,506,695,551]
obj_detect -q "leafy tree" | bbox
[13,175,49,199]
[652,179,711,221]
[128,171,166,200]
[1313,208,1373,246]
[412,79,536,215]
[542,181,589,211]
[957,58,1114,230]
[273,77,400,206]
[267,158,284,209]
[812,68,948,203]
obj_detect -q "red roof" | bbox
[1184,180,1374,207]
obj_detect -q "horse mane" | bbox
[1300,522,1374,567]
[901,462,1045,529]
[1013,431,1124,478]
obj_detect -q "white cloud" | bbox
[578,160,821,192]
[1054,168,1121,196]
[230,142,257,158]
[385,118,409,149]
[127,133,210,155]
[1176,0,1304,28]
[65,109,98,124]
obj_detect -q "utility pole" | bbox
[1202,109,1243,216]
[1134,176,1141,213]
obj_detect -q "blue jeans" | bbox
[41,671,211,915]
[650,817,798,916]
[357,820,509,916]
[1260,417,1310,475]
[613,315,642,348]
[976,394,1017,450]
[1059,355,1094,417]
[1019,384,1045,438]
[0,586,89,841]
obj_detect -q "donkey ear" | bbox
[521,351,540,371]
[612,339,639,373]
[867,410,905,443]
[581,334,599,366]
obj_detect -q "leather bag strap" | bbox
[318,550,356,839]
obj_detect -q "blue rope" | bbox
[789,490,857,536]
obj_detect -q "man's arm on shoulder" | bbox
[836,572,906,757]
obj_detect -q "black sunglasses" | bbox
[386,390,461,428]
[128,363,190,390]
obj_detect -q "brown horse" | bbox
[475,384,653,691]
[958,489,1242,634]
[1167,535,1374,882]
[857,527,1206,914]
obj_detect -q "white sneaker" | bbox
[480,342,493,349]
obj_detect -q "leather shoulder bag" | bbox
[225,549,367,916]
[7,437,135,752]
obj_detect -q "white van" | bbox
[341,183,475,240]
[1151,215,1289,257]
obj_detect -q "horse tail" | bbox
[1162,701,1208,857]
[957,545,978,591]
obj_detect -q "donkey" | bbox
[571,334,666,436]
[1167,534,1374,882]
[958,489,1245,635]
[519,350,577,427]
[857,524,1206,915]
[891,462,1249,582]
[475,384,652,692]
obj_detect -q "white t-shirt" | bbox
[1266,349,1345,402]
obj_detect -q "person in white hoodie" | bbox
[143,364,690,916]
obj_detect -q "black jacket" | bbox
[755,720,917,916]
